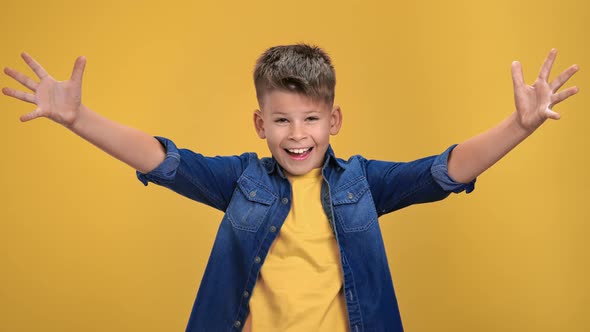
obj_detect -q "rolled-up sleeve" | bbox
[430,144,476,194]
[137,136,181,186]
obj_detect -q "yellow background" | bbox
[0,0,588,331]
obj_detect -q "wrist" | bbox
[512,111,541,135]
[66,104,88,132]
[506,111,538,138]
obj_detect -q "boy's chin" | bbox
[278,160,324,177]
[283,167,315,176]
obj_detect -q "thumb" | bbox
[20,108,44,122]
[511,61,525,90]
[544,107,561,120]
[70,56,87,84]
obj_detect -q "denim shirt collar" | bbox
[262,145,347,178]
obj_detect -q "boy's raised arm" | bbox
[447,49,580,184]
[3,53,165,174]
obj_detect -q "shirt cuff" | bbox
[431,144,476,194]
[136,136,181,186]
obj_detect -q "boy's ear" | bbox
[330,105,343,135]
[253,109,266,139]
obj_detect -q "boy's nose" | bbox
[288,124,307,140]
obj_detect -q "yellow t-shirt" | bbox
[243,168,348,331]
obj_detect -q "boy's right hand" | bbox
[3,52,86,128]
[3,53,165,173]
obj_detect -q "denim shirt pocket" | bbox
[332,176,378,233]
[226,175,277,232]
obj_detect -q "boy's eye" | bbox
[274,118,288,123]
[306,116,319,121]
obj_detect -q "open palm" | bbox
[3,52,86,127]
[512,49,579,131]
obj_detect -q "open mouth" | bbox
[285,147,313,158]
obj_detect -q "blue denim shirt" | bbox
[137,137,475,332]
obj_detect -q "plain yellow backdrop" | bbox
[0,0,588,331]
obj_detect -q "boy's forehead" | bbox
[260,90,331,114]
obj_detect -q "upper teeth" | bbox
[288,148,310,154]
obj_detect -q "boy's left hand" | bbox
[512,49,579,132]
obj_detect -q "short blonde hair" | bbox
[253,44,336,106]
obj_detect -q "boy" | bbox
[2,44,579,331]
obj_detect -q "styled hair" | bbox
[253,44,336,106]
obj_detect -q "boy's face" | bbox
[254,90,342,176]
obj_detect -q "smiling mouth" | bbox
[285,147,313,157]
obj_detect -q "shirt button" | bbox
[233,320,241,328]
[281,197,289,205]
[269,225,277,233]
[243,291,249,298]
[249,190,256,197]
[347,192,354,200]
[254,256,261,264]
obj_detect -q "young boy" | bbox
[2,44,579,331]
